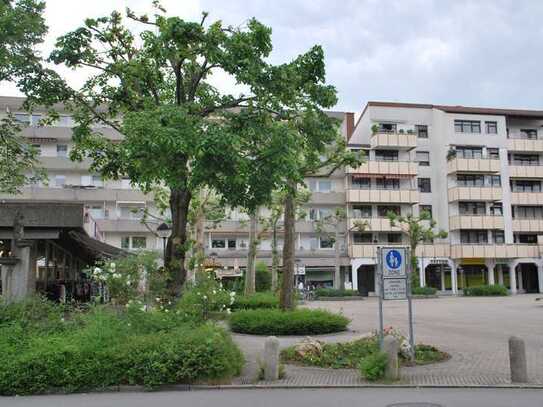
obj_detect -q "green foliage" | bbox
[413,344,448,365]
[412,286,437,296]
[231,292,279,311]
[0,302,243,395]
[463,284,508,296]
[358,351,388,381]
[255,262,271,292]
[314,288,360,298]
[0,296,67,335]
[229,308,349,335]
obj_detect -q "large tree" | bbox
[24,4,336,294]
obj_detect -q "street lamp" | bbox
[156,222,171,264]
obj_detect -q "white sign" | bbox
[295,265,306,275]
[382,247,407,278]
[383,278,407,300]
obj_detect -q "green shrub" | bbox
[358,351,388,381]
[229,308,349,335]
[463,284,508,296]
[314,288,359,298]
[255,262,271,292]
[231,292,279,310]
[412,286,437,296]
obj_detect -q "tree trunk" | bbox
[245,209,258,295]
[334,226,341,289]
[271,220,279,291]
[280,187,296,310]
[191,209,205,280]
[166,187,192,295]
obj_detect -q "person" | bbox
[297,281,304,291]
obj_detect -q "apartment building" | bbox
[348,101,543,295]
[0,96,162,252]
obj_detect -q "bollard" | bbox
[509,336,528,383]
[383,335,399,381]
[264,336,280,381]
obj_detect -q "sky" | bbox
[3,0,543,114]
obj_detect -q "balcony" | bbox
[448,186,502,202]
[346,189,419,204]
[38,156,92,171]
[447,157,500,174]
[0,186,151,203]
[349,244,450,259]
[512,219,543,232]
[508,165,543,178]
[346,161,418,176]
[370,132,417,150]
[348,217,400,232]
[510,192,543,205]
[507,137,543,152]
[450,244,541,259]
[449,215,504,230]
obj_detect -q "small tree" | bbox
[387,210,447,288]
[314,207,347,289]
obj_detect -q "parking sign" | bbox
[382,247,406,278]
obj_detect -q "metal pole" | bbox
[377,247,384,350]
[407,250,415,362]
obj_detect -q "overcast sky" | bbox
[3,0,543,113]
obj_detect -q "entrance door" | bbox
[357,265,375,297]
[521,264,539,293]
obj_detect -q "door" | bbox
[357,265,375,297]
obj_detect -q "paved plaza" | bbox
[232,294,543,386]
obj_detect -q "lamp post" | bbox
[156,222,171,266]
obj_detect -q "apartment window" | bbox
[520,129,538,139]
[490,202,503,216]
[309,208,332,221]
[378,123,397,133]
[418,178,431,193]
[121,177,131,189]
[511,180,541,192]
[457,174,484,187]
[513,206,543,219]
[387,233,402,243]
[459,202,486,215]
[352,177,370,189]
[509,153,539,166]
[375,178,400,190]
[456,146,483,159]
[415,125,428,138]
[416,151,430,166]
[121,237,130,249]
[88,205,105,219]
[485,121,498,134]
[14,113,30,125]
[487,148,499,159]
[489,175,501,187]
[352,205,372,218]
[211,239,226,249]
[132,237,147,249]
[375,149,398,162]
[54,175,66,187]
[57,115,72,127]
[308,179,332,192]
[377,205,400,217]
[514,234,538,244]
[119,206,143,219]
[56,144,68,157]
[319,237,334,249]
[493,231,505,244]
[460,230,488,244]
[454,120,481,133]
[31,144,41,156]
[227,239,236,249]
[92,175,103,187]
[420,205,432,217]
[353,232,373,244]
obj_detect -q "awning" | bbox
[68,230,127,259]
[352,174,414,179]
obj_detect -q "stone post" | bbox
[509,266,517,295]
[383,335,399,381]
[509,336,528,383]
[263,336,280,381]
[498,265,504,285]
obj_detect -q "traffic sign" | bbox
[382,247,406,278]
[383,278,407,300]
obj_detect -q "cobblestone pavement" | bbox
[231,294,543,386]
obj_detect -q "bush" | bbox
[412,286,437,296]
[358,351,388,381]
[463,284,508,296]
[255,262,271,292]
[0,305,243,395]
[231,292,279,311]
[229,308,349,335]
[314,288,359,298]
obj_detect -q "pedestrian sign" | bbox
[382,247,406,278]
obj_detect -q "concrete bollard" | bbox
[383,335,400,381]
[264,336,280,381]
[509,336,528,383]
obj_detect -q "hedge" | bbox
[229,308,349,335]
[463,284,508,296]
[314,288,360,298]
[412,286,437,296]
[231,292,279,310]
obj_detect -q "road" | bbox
[1,388,542,407]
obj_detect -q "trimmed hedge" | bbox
[231,292,279,310]
[314,288,360,298]
[412,286,437,296]
[463,284,508,296]
[229,308,349,335]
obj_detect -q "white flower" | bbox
[93,267,102,274]
[110,262,116,269]
[203,295,207,300]
[226,308,231,314]
[165,309,169,313]
[156,297,161,302]
[212,290,217,295]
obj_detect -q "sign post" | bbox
[377,246,415,361]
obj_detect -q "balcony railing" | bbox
[447,157,500,174]
[346,188,419,203]
[348,217,400,232]
[449,215,504,230]
[450,244,541,259]
[349,244,450,258]
[507,137,543,152]
[448,186,502,202]
[512,218,543,232]
[370,132,417,150]
[346,161,418,176]
[510,191,543,205]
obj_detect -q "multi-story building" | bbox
[0,96,162,252]
[348,101,543,295]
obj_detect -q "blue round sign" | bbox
[386,249,402,270]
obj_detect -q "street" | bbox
[2,388,542,407]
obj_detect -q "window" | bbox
[520,129,538,140]
[490,175,501,187]
[227,239,236,249]
[459,202,486,215]
[457,174,484,187]
[352,205,372,218]
[456,146,483,159]
[375,178,400,190]
[353,232,373,244]
[119,206,143,219]
[509,153,539,166]
[14,113,30,125]
[56,144,68,157]
[121,237,130,249]
[418,178,431,193]
[319,237,334,249]
[54,175,66,187]
[487,148,499,159]
[378,123,397,133]
[485,121,497,134]
[88,205,105,219]
[31,144,41,156]
[211,239,226,248]
[513,206,543,219]
[415,125,428,138]
[377,205,400,217]
[308,179,333,192]
[420,205,432,217]
[352,177,370,189]
[514,234,538,244]
[416,151,430,166]
[132,237,147,249]
[460,230,488,244]
[490,202,503,216]
[57,116,72,127]
[121,177,131,189]
[387,233,402,243]
[454,120,481,133]
[511,180,541,192]
[309,208,332,221]
[493,231,505,244]
[92,175,103,187]
[375,149,398,162]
